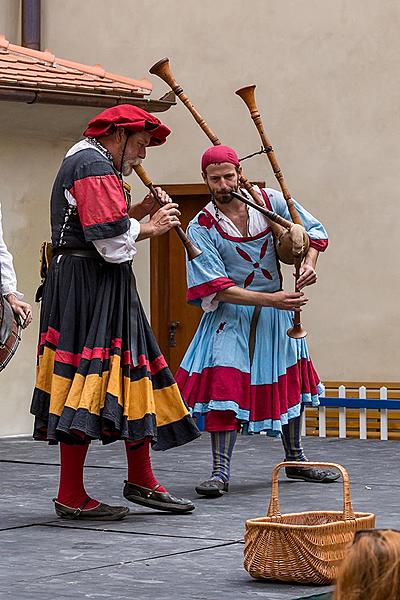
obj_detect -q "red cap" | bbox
[201,145,240,173]
[83,104,170,146]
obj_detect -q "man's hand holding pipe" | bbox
[130,187,173,221]
[295,247,319,290]
[137,203,181,240]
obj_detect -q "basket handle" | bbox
[267,461,356,520]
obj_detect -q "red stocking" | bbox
[56,443,99,509]
[125,439,166,492]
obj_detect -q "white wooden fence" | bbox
[301,385,398,441]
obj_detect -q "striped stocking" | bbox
[281,412,307,462]
[210,430,237,482]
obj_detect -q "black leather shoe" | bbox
[285,465,340,483]
[123,481,195,513]
[54,498,129,521]
[195,478,229,497]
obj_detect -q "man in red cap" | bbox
[31,105,199,520]
[176,145,339,497]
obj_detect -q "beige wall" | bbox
[0,0,19,43]
[0,0,399,434]
[0,131,64,435]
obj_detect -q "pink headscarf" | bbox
[201,145,240,173]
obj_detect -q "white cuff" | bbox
[2,289,24,300]
[201,292,219,313]
[93,219,140,264]
[129,218,141,241]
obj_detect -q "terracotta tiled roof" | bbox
[0,35,152,97]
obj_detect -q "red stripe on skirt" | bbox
[124,352,167,374]
[40,326,61,348]
[54,348,166,374]
[39,327,167,374]
[176,358,321,424]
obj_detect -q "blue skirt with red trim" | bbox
[31,254,199,449]
[175,303,323,435]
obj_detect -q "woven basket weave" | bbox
[244,461,375,584]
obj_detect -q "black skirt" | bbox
[31,254,200,450]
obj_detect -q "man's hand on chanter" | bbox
[150,203,181,236]
[269,291,308,312]
[141,187,173,217]
[295,263,317,290]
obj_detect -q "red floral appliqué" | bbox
[216,322,226,334]
[198,212,214,230]
[244,272,255,287]
[235,241,272,287]
[260,239,269,259]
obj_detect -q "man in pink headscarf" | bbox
[31,105,200,520]
[176,145,339,497]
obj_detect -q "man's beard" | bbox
[122,158,142,177]
[213,183,239,204]
[215,193,233,204]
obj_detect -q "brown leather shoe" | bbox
[123,481,195,513]
[195,478,229,497]
[54,498,129,521]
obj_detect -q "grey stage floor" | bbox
[0,433,396,600]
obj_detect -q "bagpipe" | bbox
[149,57,313,338]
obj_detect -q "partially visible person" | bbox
[334,529,400,600]
[0,202,32,328]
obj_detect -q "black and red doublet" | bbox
[31,143,199,450]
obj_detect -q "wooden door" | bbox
[150,184,209,374]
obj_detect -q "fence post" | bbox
[380,387,388,441]
[359,386,367,439]
[338,385,347,438]
[301,408,306,437]
[319,387,326,438]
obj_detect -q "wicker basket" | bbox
[244,461,375,584]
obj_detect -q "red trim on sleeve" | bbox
[71,174,126,228]
[309,239,329,252]
[259,189,329,253]
[187,277,235,302]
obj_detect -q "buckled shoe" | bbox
[54,498,129,521]
[123,481,195,513]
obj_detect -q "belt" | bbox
[249,305,261,367]
[53,247,100,259]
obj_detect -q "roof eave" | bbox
[0,86,176,112]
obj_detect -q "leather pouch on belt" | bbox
[36,241,53,302]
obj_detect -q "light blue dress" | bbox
[176,188,328,434]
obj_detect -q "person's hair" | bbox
[334,529,400,600]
